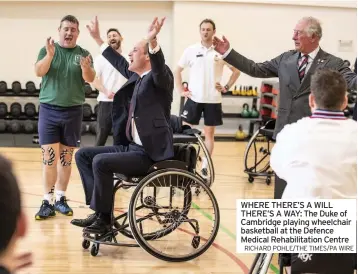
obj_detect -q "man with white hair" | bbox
[213,16,357,198]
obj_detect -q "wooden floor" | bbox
[0,142,279,274]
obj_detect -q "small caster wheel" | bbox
[248,176,254,183]
[266,178,271,185]
[192,236,200,249]
[91,243,99,256]
[82,239,90,249]
[195,187,201,196]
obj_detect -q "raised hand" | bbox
[147,17,165,41]
[213,35,230,55]
[80,55,92,71]
[86,16,101,40]
[46,37,55,57]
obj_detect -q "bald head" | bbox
[293,16,322,54]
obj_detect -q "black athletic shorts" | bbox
[38,103,82,147]
[181,98,223,126]
[280,253,357,274]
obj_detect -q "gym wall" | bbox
[0,1,356,115]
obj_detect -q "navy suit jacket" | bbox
[101,45,174,162]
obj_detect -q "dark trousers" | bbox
[274,174,287,199]
[95,101,113,146]
[75,144,154,214]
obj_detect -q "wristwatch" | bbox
[224,85,229,91]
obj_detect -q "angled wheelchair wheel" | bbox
[128,168,220,262]
[248,253,273,274]
[195,133,215,188]
[112,181,177,242]
[243,128,273,183]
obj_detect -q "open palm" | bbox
[213,36,230,55]
[147,17,165,41]
[46,37,55,57]
[86,16,101,40]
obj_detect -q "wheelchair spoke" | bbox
[128,168,220,262]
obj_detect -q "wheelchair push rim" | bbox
[128,168,220,262]
[248,253,273,274]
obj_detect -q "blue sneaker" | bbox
[54,196,73,216]
[35,200,56,220]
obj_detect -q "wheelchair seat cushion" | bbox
[173,134,198,143]
[172,143,197,172]
[259,128,274,138]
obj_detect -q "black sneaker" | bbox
[54,196,73,216]
[71,213,97,228]
[35,200,56,220]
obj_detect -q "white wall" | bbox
[173,1,357,90]
[0,1,356,115]
[0,1,173,85]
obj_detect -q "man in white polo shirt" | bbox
[175,19,240,175]
[91,28,128,146]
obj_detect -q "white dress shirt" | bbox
[130,42,161,146]
[297,46,320,76]
[270,110,357,199]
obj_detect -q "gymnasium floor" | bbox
[1,142,279,274]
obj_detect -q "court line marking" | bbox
[192,202,279,274]
[22,192,249,273]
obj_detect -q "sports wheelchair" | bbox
[243,119,276,185]
[81,120,220,262]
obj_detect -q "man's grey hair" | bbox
[300,17,322,40]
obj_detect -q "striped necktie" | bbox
[298,54,309,82]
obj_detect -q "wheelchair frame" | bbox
[171,131,215,188]
[243,120,275,185]
[80,131,220,262]
[248,253,274,274]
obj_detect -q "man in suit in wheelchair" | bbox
[71,16,174,234]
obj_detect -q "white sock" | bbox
[44,193,53,204]
[202,157,208,170]
[55,190,66,202]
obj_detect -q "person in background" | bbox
[212,16,357,199]
[34,15,95,220]
[91,28,128,146]
[270,68,357,274]
[0,154,33,274]
[175,18,240,177]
